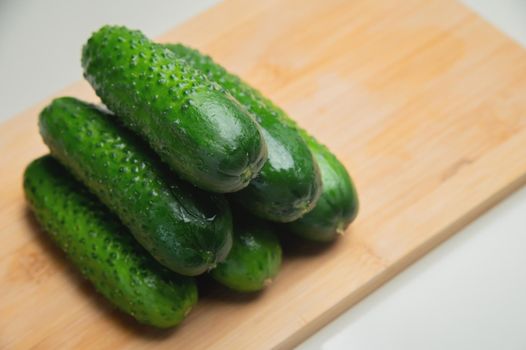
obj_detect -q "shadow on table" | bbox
[279,228,339,258]
[197,274,265,303]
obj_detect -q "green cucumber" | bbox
[165,43,358,239]
[81,25,267,193]
[24,156,197,328]
[166,43,321,223]
[211,209,282,292]
[39,97,232,276]
[287,139,359,241]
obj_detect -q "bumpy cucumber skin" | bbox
[81,26,267,193]
[166,44,321,223]
[211,211,282,292]
[23,156,197,328]
[39,97,232,276]
[165,43,358,239]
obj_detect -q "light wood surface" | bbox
[2,0,526,348]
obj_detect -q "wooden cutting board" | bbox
[2,0,526,348]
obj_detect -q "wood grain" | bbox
[2,0,526,348]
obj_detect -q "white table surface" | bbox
[1,1,525,349]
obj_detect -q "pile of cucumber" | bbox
[24,26,358,328]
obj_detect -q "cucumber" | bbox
[287,139,359,241]
[23,156,197,328]
[165,44,358,239]
[39,97,232,276]
[165,44,322,223]
[211,209,282,292]
[81,25,267,193]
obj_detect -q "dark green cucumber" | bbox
[211,210,282,292]
[165,43,358,239]
[39,97,232,276]
[166,43,321,223]
[24,156,197,328]
[287,138,359,241]
[81,26,266,193]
